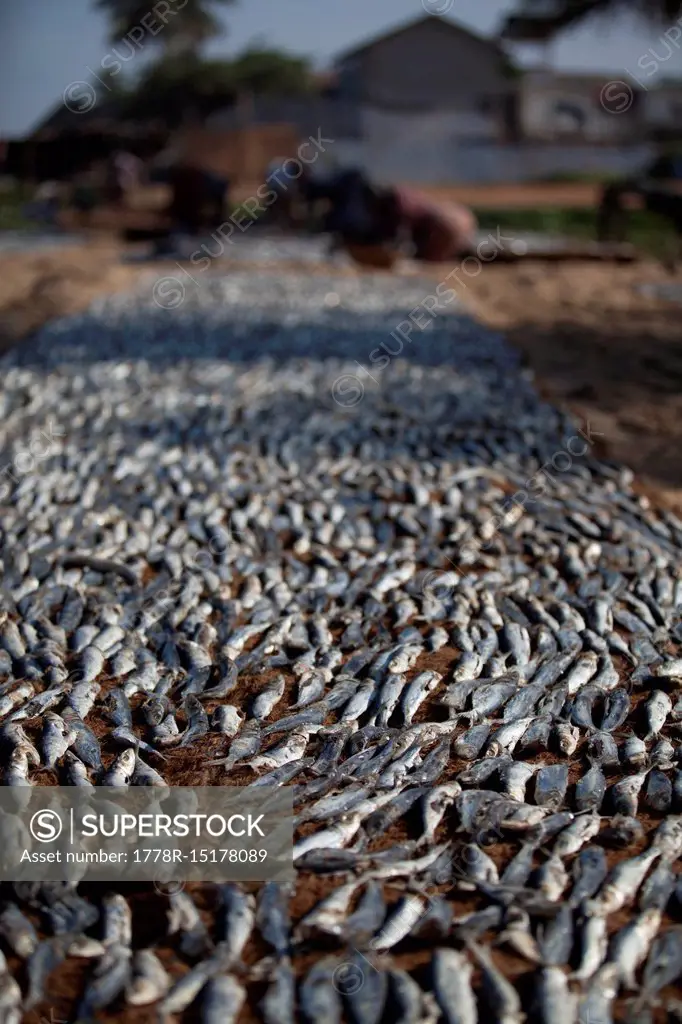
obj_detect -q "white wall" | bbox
[336,105,653,184]
[360,107,500,184]
[643,88,682,128]
[336,109,653,183]
[445,143,654,184]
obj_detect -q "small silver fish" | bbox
[211,704,243,736]
[101,748,136,787]
[126,948,170,1006]
[645,690,672,739]
[535,966,578,1024]
[586,850,660,917]
[608,908,661,990]
[432,948,478,1024]
[469,941,525,1024]
[553,813,601,858]
[572,914,608,981]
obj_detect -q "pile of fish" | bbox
[0,266,681,1022]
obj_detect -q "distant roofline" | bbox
[334,12,505,64]
[524,69,640,84]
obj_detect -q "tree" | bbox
[126,53,238,125]
[95,0,236,54]
[228,48,316,95]
[123,48,316,127]
[501,0,682,41]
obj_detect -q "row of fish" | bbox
[1,269,682,1021]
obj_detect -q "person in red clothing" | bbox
[322,170,477,265]
[391,185,478,262]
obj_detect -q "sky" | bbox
[1,0,681,137]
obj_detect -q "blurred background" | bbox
[1,0,681,504]
[1,0,681,240]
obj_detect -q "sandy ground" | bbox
[415,181,605,208]
[61,180,669,216]
[130,181,608,210]
[2,234,681,513]
[233,179,681,209]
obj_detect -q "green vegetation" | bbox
[95,0,237,55]
[473,205,680,257]
[95,0,315,127]
[530,171,621,184]
[0,182,34,231]
[126,48,315,125]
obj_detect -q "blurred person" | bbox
[148,147,230,243]
[137,151,229,256]
[392,185,478,263]
[264,156,301,230]
[320,169,477,266]
[70,164,101,225]
[106,149,144,206]
[597,148,682,266]
[24,180,62,228]
[203,168,230,224]
[164,163,230,235]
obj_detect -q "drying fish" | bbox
[211,704,243,736]
[587,851,660,917]
[608,908,662,989]
[168,890,213,960]
[535,764,569,808]
[569,846,608,908]
[573,914,609,981]
[645,690,672,739]
[534,966,578,1024]
[553,813,601,858]
[126,948,170,1006]
[248,729,309,772]
[261,959,296,1024]
[469,941,525,1024]
[0,902,38,958]
[300,957,344,1024]
[432,948,478,1024]
[257,882,291,957]
[212,719,262,769]
[201,975,246,1024]
[101,748,136,787]
[343,951,388,1024]
[1,227,682,1020]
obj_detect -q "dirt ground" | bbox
[232,180,605,209]
[72,179,675,215]
[419,181,604,209]
[1,234,681,513]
